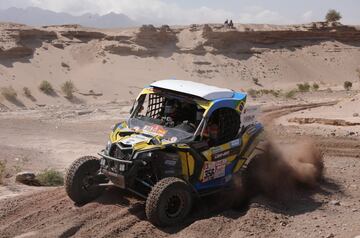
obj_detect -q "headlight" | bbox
[134,151,154,160]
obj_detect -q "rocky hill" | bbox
[0,7,137,28]
[0,22,360,108]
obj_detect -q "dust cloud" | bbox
[247,139,324,200]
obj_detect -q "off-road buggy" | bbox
[65,80,265,226]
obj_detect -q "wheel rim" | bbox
[165,193,184,218]
[82,173,98,191]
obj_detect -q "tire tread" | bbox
[145,177,190,226]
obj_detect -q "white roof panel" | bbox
[150,80,234,100]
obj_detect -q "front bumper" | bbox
[98,152,145,189]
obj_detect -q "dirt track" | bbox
[0,103,360,238]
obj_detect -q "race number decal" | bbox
[241,105,261,127]
[201,159,227,182]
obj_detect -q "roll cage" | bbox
[129,86,247,143]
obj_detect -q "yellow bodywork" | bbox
[108,88,262,185]
[110,123,262,184]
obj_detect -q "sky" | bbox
[0,0,359,25]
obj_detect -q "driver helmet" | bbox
[164,99,178,116]
[208,123,219,140]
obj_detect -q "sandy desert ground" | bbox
[0,22,360,238]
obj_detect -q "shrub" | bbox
[326,9,342,22]
[247,89,258,98]
[36,169,64,186]
[61,80,76,99]
[39,80,54,95]
[259,89,269,95]
[0,161,5,184]
[1,86,17,101]
[312,83,320,91]
[23,87,32,97]
[285,89,297,99]
[297,83,311,92]
[270,90,281,97]
[344,81,352,91]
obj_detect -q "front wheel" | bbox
[145,177,193,227]
[65,156,105,204]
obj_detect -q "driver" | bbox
[203,122,220,146]
[163,99,181,126]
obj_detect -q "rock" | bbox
[77,110,93,116]
[329,200,340,206]
[16,172,40,186]
[61,30,106,41]
[61,62,70,68]
[326,234,334,238]
[52,43,64,49]
[280,221,287,226]
[353,113,359,117]
[93,108,105,113]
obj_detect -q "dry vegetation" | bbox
[312,83,320,91]
[0,161,5,184]
[344,81,352,91]
[36,169,64,186]
[285,89,297,99]
[248,82,320,100]
[61,80,76,99]
[297,82,311,92]
[247,88,281,98]
[39,80,54,95]
[23,87,32,98]
[1,86,17,101]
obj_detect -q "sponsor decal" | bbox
[213,150,230,160]
[241,105,261,127]
[202,159,227,182]
[211,146,222,154]
[164,160,177,166]
[212,147,241,160]
[143,125,167,136]
[121,134,148,145]
[230,139,241,147]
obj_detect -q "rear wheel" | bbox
[145,177,193,227]
[65,156,105,204]
[231,153,266,209]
